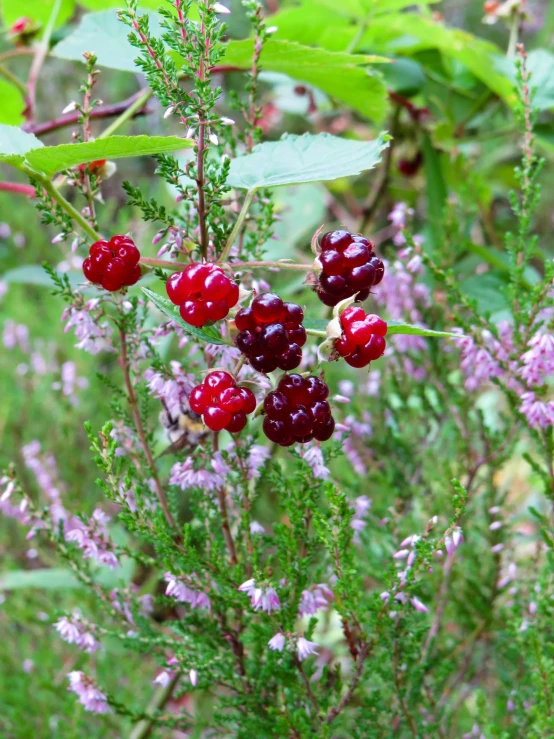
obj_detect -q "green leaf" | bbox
[3,265,83,287]
[0,129,192,175]
[0,568,80,590]
[24,135,193,176]
[0,124,43,168]
[0,0,75,31]
[387,321,458,338]
[224,39,389,122]
[421,133,447,248]
[0,80,25,126]
[142,287,228,345]
[304,317,457,338]
[227,132,390,190]
[495,49,554,111]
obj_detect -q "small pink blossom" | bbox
[268,633,286,652]
[298,583,334,616]
[164,572,211,610]
[55,611,102,653]
[238,579,280,613]
[68,672,112,714]
[297,637,319,661]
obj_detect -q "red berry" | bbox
[344,351,369,369]
[341,305,365,326]
[278,374,307,405]
[205,371,234,395]
[290,408,313,436]
[263,417,292,445]
[304,376,329,402]
[342,242,370,269]
[236,330,260,355]
[238,387,256,414]
[180,299,207,327]
[363,334,386,360]
[370,256,385,285]
[226,412,247,433]
[83,256,103,283]
[283,302,304,324]
[260,323,288,354]
[89,240,110,256]
[264,391,291,420]
[226,281,240,308]
[116,242,140,266]
[311,400,331,423]
[110,234,134,249]
[320,274,350,297]
[190,386,209,414]
[205,300,230,322]
[320,230,352,252]
[319,250,344,275]
[365,314,388,337]
[250,354,279,373]
[219,386,245,413]
[166,272,187,305]
[276,343,302,371]
[101,258,128,291]
[204,406,232,431]
[124,264,142,287]
[335,334,355,357]
[183,263,212,294]
[203,270,231,301]
[235,307,256,332]
[286,325,307,347]
[345,320,373,345]
[349,263,376,291]
[252,293,285,323]
[90,245,112,269]
[313,416,335,441]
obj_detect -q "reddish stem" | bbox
[0,182,35,197]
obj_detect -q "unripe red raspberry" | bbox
[335,306,387,368]
[234,293,305,373]
[165,262,239,328]
[189,372,256,433]
[262,373,335,446]
[82,235,142,292]
[315,229,385,307]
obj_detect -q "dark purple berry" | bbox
[320,230,352,252]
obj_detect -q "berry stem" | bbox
[118,327,178,534]
[305,328,327,338]
[0,181,36,197]
[29,170,103,242]
[218,189,256,263]
[25,0,62,122]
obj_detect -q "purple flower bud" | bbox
[189,669,198,686]
[393,549,410,560]
[410,597,429,614]
[268,633,285,652]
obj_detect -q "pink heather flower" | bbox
[520,332,554,386]
[144,362,196,418]
[489,521,503,531]
[301,446,330,480]
[154,670,173,687]
[213,2,231,13]
[65,510,119,569]
[164,572,211,610]
[268,633,286,652]
[55,611,102,653]
[169,454,229,492]
[238,579,280,613]
[298,583,334,616]
[393,549,410,560]
[190,669,198,686]
[410,597,429,614]
[297,637,319,661]
[68,672,112,714]
[388,202,413,245]
[250,520,265,535]
[22,659,34,673]
[519,392,554,429]
[3,320,29,351]
[62,303,113,355]
[246,445,270,479]
[351,495,371,539]
[497,562,517,589]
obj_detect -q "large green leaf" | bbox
[0,0,75,30]
[0,127,192,174]
[495,49,554,111]
[0,80,25,126]
[4,265,83,287]
[304,317,457,338]
[0,568,80,590]
[227,132,390,190]
[25,135,193,176]
[142,287,228,345]
[224,39,389,122]
[0,124,43,168]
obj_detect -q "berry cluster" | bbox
[83,235,142,292]
[316,229,384,307]
[166,263,239,327]
[335,306,387,368]
[234,293,306,373]
[190,371,256,433]
[263,374,335,445]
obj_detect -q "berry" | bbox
[190,372,256,434]
[335,307,388,368]
[82,234,142,292]
[262,374,335,446]
[235,294,305,373]
[315,229,385,306]
[166,262,239,328]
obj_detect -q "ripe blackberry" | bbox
[82,235,142,292]
[316,230,384,307]
[166,262,239,328]
[335,305,387,368]
[262,373,334,446]
[234,293,306,373]
[189,371,256,433]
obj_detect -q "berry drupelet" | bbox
[263,374,335,446]
[189,371,256,433]
[234,293,306,373]
[83,235,142,292]
[316,229,385,307]
[336,305,387,368]
[166,263,239,328]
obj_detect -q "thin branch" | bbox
[0,181,36,197]
[129,673,181,739]
[25,0,62,121]
[119,327,178,533]
[212,433,238,565]
[325,642,369,724]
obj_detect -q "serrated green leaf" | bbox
[0,80,25,126]
[0,568,80,590]
[0,123,43,168]
[227,132,389,190]
[304,317,456,338]
[22,135,193,176]
[142,287,228,345]
[224,39,389,122]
